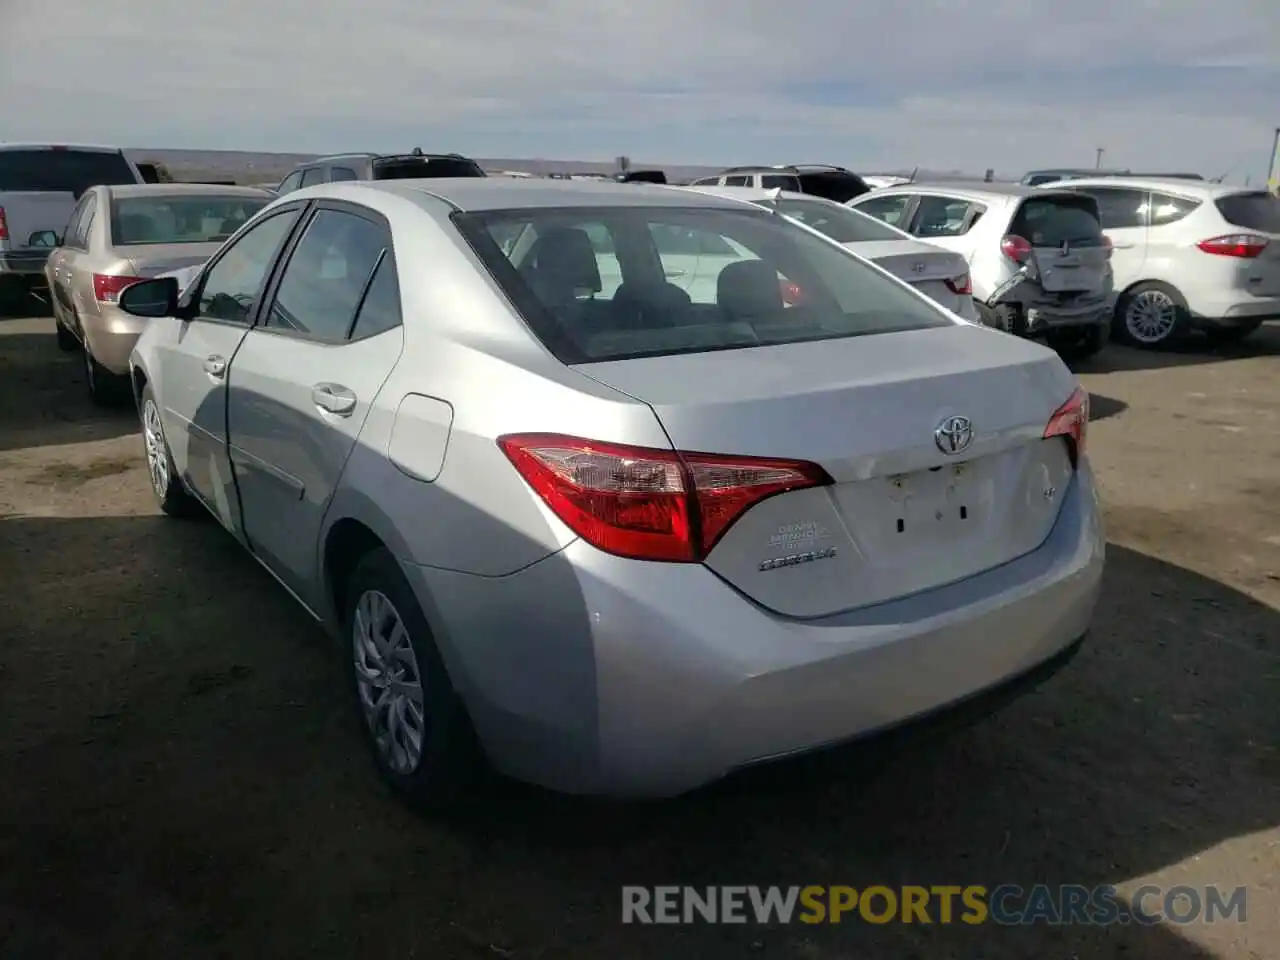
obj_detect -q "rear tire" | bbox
[139,384,202,518]
[1113,281,1191,348]
[82,333,127,407]
[1203,321,1262,347]
[1048,324,1108,361]
[55,318,79,352]
[345,548,485,813]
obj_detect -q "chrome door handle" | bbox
[311,383,357,416]
[203,355,227,378]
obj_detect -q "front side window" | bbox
[196,210,299,325]
[111,195,269,245]
[276,171,303,195]
[62,195,91,248]
[263,209,389,341]
[299,167,325,187]
[455,204,952,364]
[761,196,905,243]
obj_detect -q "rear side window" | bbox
[454,204,951,364]
[330,167,358,181]
[277,171,304,194]
[796,172,870,203]
[1215,192,1280,233]
[0,148,136,195]
[723,175,751,186]
[854,193,912,228]
[1011,196,1105,247]
[1075,187,1148,229]
[300,167,325,187]
[264,209,389,341]
[1146,192,1201,226]
[760,174,801,190]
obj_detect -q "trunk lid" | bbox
[846,239,968,312]
[577,324,1079,617]
[0,192,76,249]
[1012,193,1110,294]
[1214,193,1280,296]
[118,242,221,278]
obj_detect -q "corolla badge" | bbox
[934,415,973,455]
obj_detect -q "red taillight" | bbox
[498,434,832,562]
[1196,234,1268,258]
[779,279,805,306]
[1000,234,1033,264]
[1044,386,1089,468]
[93,273,143,303]
[944,272,972,295]
[0,206,8,241]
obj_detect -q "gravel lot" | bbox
[1,297,1277,959]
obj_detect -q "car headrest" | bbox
[526,227,602,296]
[717,259,783,317]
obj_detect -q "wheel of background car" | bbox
[344,547,485,811]
[1113,281,1191,349]
[139,383,202,518]
[55,319,78,352]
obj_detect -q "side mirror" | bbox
[28,230,60,248]
[118,277,180,318]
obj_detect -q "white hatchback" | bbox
[1036,177,1280,347]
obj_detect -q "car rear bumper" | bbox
[0,250,51,276]
[82,304,148,374]
[1024,296,1111,332]
[1186,291,1280,327]
[408,462,1105,798]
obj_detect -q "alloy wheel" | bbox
[352,589,427,774]
[142,399,169,497]
[1124,289,1178,345]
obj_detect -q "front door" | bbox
[226,205,404,607]
[156,206,304,535]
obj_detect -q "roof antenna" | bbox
[412,147,423,156]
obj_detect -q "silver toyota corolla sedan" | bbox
[118,177,1105,809]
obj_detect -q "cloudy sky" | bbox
[4,0,1279,180]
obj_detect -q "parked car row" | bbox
[849,176,1280,350]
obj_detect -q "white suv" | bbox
[850,182,1114,359]
[1036,177,1280,348]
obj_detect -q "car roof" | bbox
[307,151,473,164]
[106,183,274,199]
[868,181,1046,202]
[321,177,754,212]
[675,184,823,203]
[0,142,125,153]
[1036,176,1244,199]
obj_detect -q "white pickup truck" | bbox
[0,143,144,307]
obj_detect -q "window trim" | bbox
[185,202,310,330]
[251,199,398,345]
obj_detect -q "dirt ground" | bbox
[0,296,1276,960]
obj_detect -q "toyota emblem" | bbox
[934,416,973,455]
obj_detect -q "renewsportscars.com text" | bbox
[621,884,1248,926]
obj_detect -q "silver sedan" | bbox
[119,177,1104,808]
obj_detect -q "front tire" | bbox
[345,548,483,811]
[140,384,201,518]
[1113,282,1191,348]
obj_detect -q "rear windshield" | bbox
[0,148,136,196]
[1215,192,1280,233]
[111,195,270,245]
[372,156,485,180]
[796,171,871,203]
[1011,195,1105,247]
[759,196,904,243]
[453,204,952,364]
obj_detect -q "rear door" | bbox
[1065,185,1149,289]
[46,195,89,320]
[1214,191,1280,296]
[226,203,405,608]
[1008,193,1109,294]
